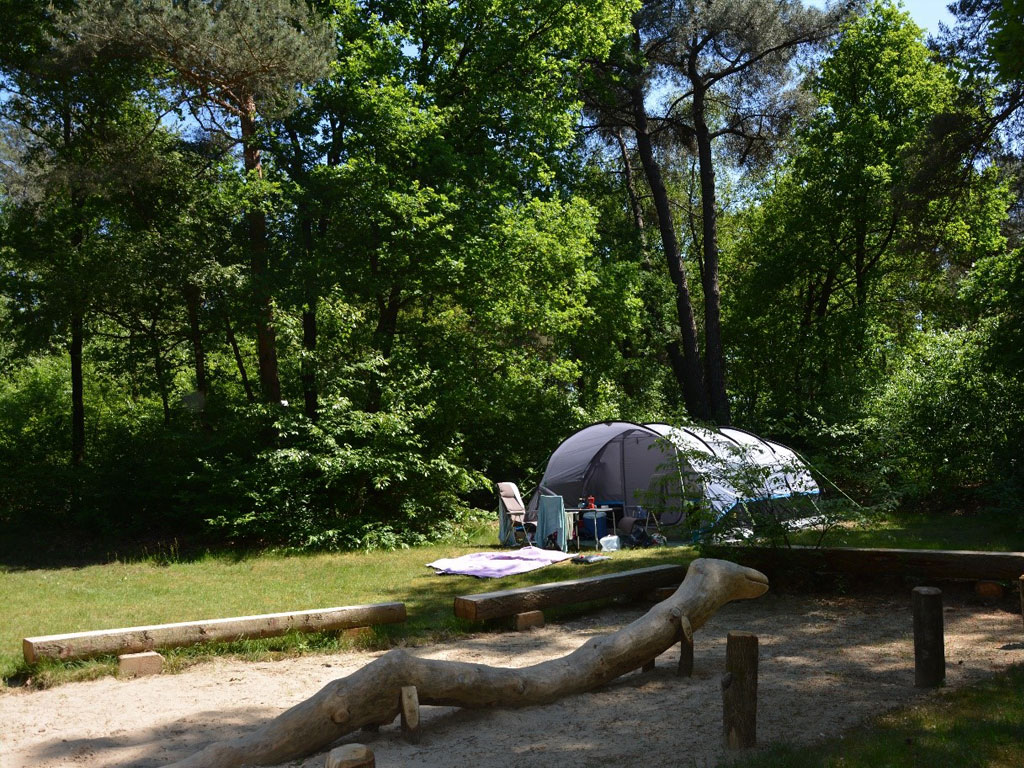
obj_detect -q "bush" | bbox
[197,386,488,550]
[862,326,1024,500]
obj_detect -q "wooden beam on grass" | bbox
[23,602,406,664]
[453,564,688,622]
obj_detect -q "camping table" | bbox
[566,507,612,551]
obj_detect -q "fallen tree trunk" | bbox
[169,558,768,768]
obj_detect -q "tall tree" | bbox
[591,0,846,423]
[0,2,153,464]
[63,0,334,404]
[726,0,1009,427]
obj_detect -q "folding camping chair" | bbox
[497,482,533,547]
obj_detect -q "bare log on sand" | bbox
[169,558,769,768]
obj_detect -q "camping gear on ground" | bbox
[536,495,570,552]
[427,546,574,578]
[570,553,611,564]
[497,482,535,547]
[599,535,621,551]
[527,421,819,538]
[580,509,608,542]
[625,525,656,548]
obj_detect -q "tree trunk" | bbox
[629,70,709,420]
[150,323,171,426]
[285,126,320,422]
[366,285,402,413]
[854,216,868,349]
[614,128,648,249]
[70,311,85,466]
[241,99,282,404]
[690,75,730,426]
[614,127,685,398]
[167,558,769,768]
[299,213,318,422]
[302,301,318,422]
[224,312,256,404]
[183,282,208,402]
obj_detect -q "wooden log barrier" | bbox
[453,564,688,622]
[913,587,945,688]
[23,602,407,664]
[721,631,758,749]
[704,545,1024,582]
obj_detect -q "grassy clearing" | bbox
[4,506,1019,690]
[722,665,1024,768]
[1,526,694,688]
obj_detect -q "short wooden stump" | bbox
[118,651,163,678]
[974,580,1004,600]
[326,743,375,768]
[401,685,421,743]
[513,610,545,631]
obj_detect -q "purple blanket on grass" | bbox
[426,546,574,578]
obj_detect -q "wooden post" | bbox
[1018,575,1024,630]
[400,685,420,743]
[677,624,694,678]
[913,586,945,688]
[721,631,758,749]
[326,743,375,768]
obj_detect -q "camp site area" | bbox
[1,583,1021,768]
[3,0,1024,766]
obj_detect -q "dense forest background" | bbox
[1,0,1021,551]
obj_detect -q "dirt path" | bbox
[2,590,1022,768]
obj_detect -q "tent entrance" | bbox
[581,430,695,526]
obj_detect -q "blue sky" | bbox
[809,1,956,36]
[894,0,955,35]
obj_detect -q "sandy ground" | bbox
[2,589,1022,768]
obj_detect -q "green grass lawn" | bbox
[722,665,1024,768]
[0,526,694,687]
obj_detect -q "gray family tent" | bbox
[526,421,819,530]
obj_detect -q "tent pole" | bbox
[621,437,628,523]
